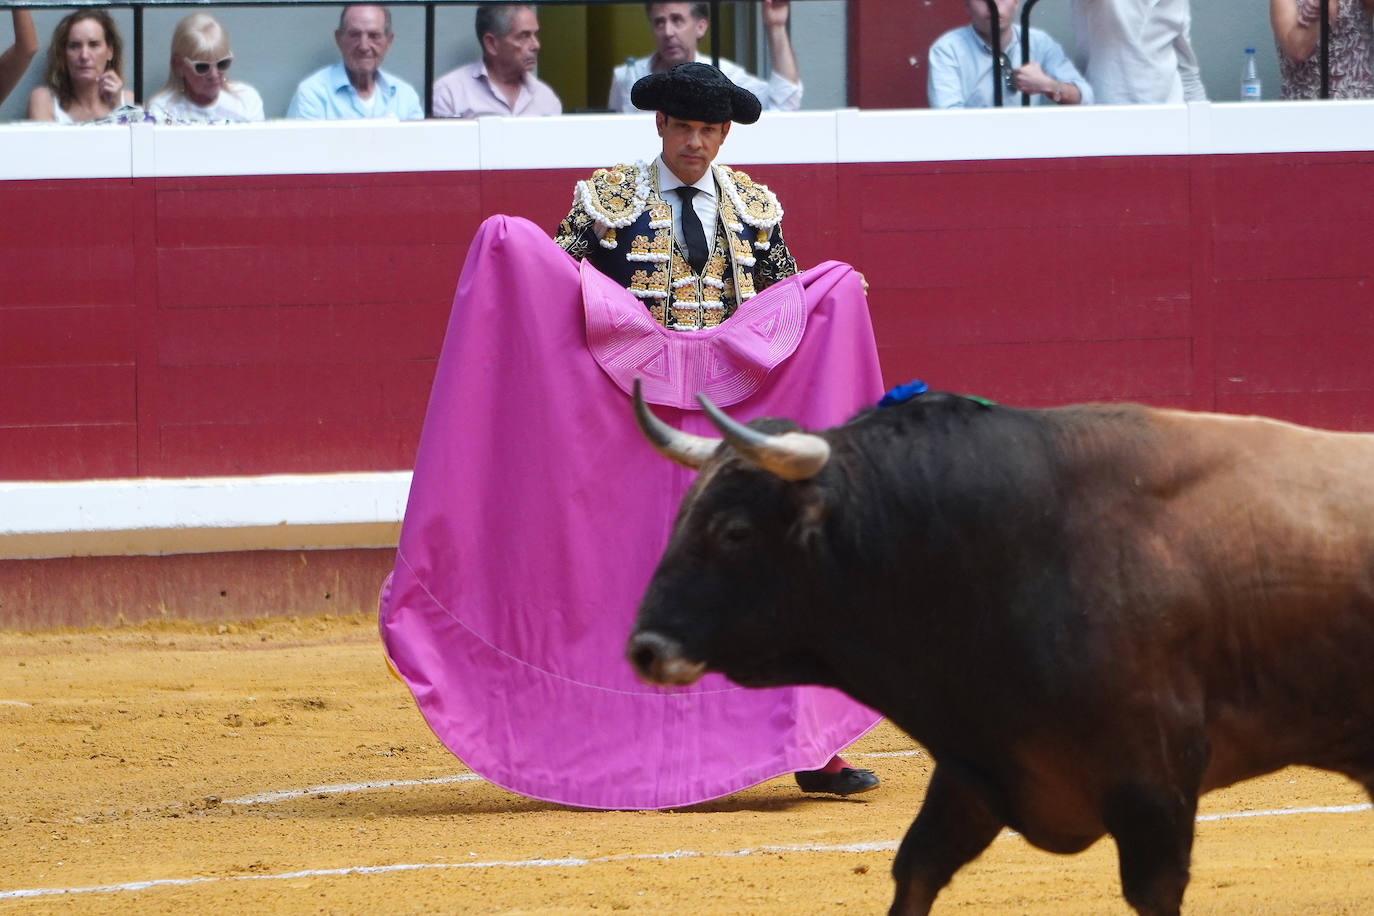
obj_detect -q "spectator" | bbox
[1072,0,1206,104]
[432,3,561,118]
[0,10,39,107]
[1271,0,1374,98]
[609,1,801,114]
[929,0,1092,107]
[146,14,265,123]
[287,4,422,120]
[27,10,134,123]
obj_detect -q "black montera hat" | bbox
[630,61,762,124]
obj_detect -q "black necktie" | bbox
[674,186,709,274]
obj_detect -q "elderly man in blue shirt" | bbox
[928,0,1092,108]
[287,4,423,120]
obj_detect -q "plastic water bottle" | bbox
[1241,47,1262,101]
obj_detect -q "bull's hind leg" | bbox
[1102,782,1197,916]
[888,763,1003,916]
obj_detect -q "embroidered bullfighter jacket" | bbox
[554,159,798,331]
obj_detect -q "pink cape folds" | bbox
[378,215,883,810]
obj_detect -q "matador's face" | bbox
[657,113,731,185]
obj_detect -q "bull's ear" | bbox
[696,393,830,481]
[633,378,721,469]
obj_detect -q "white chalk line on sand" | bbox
[221,757,917,806]
[2,800,1368,901]
[223,774,482,805]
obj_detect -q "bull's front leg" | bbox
[889,762,1004,916]
[1102,781,1197,916]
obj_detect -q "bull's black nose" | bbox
[626,631,707,686]
[627,631,672,680]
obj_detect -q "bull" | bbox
[625,379,1374,916]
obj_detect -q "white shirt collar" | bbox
[656,157,716,198]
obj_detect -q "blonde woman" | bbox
[147,13,264,122]
[27,10,134,122]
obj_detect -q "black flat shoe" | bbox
[794,767,880,796]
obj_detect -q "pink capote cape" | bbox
[379,214,883,810]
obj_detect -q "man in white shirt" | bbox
[1071,0,1206,104]
[608,1,802,114]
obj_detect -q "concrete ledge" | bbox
[0,547,397,630]
[9,101,1374,182]
[0,472,411,560]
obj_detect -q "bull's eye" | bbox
[713,516,753,547]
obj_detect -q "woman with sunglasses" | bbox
[26,10,134,122]
[147,13,263,122]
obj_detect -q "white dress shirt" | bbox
[656,156,718,254]
[1071,0,1206,104]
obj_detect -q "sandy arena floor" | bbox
[0,612,1369,914]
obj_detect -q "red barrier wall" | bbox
[4,150,1374,482]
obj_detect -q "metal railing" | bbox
[986,0,1046,108]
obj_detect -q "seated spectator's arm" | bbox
[607,63,633,113]
[26,84,55,121]
[1174,14,1206,100]
[1014,62,1084,104]
[1027,34,1093,104]
[0,9,38,106]
[1272,0,1326,62]
[97,68,128,110]
[764,70,802,112]
[432,76,457,118]
[926,37,966,109]
[399,84,424,120]
[286,86,322,119]
[761,0,800,87]
[718,60,798,112]
[243,86,266,121]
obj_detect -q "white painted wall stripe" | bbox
[0,472,411,560]
[7,101,1374,182]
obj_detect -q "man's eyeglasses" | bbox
[186,55,233,76]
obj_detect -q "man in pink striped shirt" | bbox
[433,3,562,119]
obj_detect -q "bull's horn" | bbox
[696,394,830,481]
[632,378,721,469]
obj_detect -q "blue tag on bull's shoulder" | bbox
[878,379,928,408]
